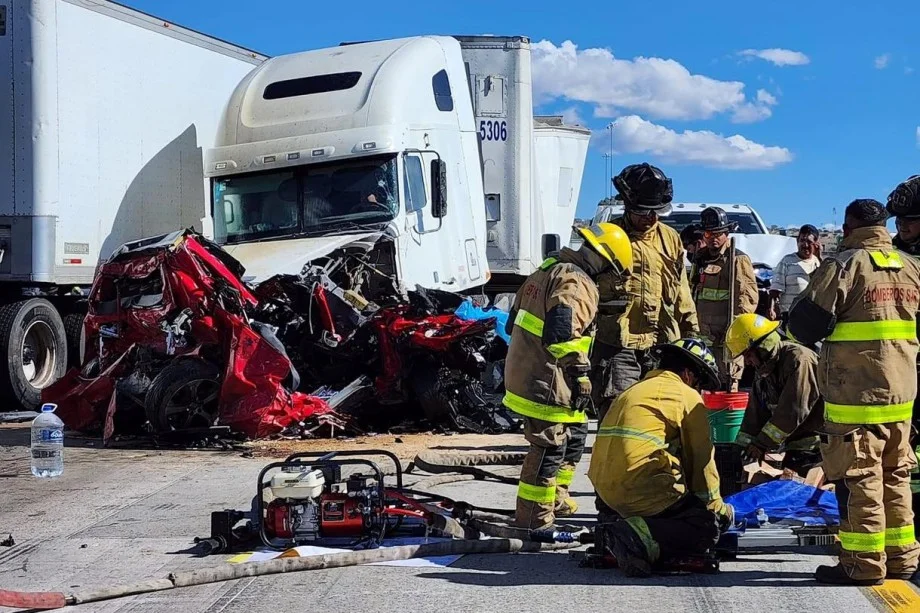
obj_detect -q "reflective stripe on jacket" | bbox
[737,341,824,451]
[587,369,726,517]
[788,226,920,425]
[595,219,698,350]
[503,248,599,424]
[690,244,758,343]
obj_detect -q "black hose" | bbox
[398,487,515,517]
[411,451,525,486]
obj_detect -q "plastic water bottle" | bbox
[31,403,64,478]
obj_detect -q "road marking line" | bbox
[871,580,920,612]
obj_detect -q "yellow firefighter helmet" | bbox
[726,314,780,357]
[577,223,633,277]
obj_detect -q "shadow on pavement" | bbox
[417,551,834,589]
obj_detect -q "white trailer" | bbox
[460,37,591,293]
[0,0,266,408]
[205,35,590,298]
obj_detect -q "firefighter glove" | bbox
[573,376,593,406]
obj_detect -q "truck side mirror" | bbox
[431,159,447,218]
[542,233,561,258]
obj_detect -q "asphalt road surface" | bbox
[1,424,918,613]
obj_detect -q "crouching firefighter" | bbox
[504,223,633,530]
[788,198,920,585]
[726,314,824,476]
[587,339,734,577]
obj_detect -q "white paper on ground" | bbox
[228,536,462,567]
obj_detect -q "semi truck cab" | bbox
[205,35,591,296]
[205,36,489,293]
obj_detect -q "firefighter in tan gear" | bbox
[788,198,920,585]
[725,314,824,476]
[690,206,758,391]
[592,163,699,419]
[588,339,733,577]
[504,223,633,530]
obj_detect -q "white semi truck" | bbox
[0,0,266,408]
[205,35,591,295]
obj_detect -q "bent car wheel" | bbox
[145,359,221,432]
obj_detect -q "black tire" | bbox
[63,312,86,368]
[144,359,221,433]
[0,299,68,410]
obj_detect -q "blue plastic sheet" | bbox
[454,300,510,344]
[724,480,839,528]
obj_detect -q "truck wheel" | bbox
[0,299,68,410]
[145,359,221,433]
[63,312,86,367]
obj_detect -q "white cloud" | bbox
[875,53,891,69]
[906,66,915,75]
[605,115,793,170]
[560,106,586,127]
[739,48,810,67]
[731,103,773,124]
[730,89,778,124]
[532,40,769,122]
[756,89,778,105]
[915,126,920,148]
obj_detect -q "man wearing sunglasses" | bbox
[690,206,758,391]
[591,163,700,420]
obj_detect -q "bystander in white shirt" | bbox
[771,226,822,316]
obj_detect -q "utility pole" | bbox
[602,153,612,199]
[606,122,614,189]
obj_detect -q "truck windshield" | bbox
[660,211,764,234]
[212,155,398,244]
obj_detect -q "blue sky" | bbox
[123,0,919,228]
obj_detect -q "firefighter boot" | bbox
[814,564,884,586]
[607,518,659,578]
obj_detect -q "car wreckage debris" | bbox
[42,229,518,443]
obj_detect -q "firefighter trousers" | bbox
[820,420,920,580]
[514,417,589,529]
[590,346,650,422]
[598,496,721,563]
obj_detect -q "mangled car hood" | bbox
[223,233,382,283]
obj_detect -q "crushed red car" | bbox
[45,229,517,443]
[42,230,331,442]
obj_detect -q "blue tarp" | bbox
[724,480,839,528]
[455,300,510,344]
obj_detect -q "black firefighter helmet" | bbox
[887,176,920,219]
[700,206,737,233]
[651,338,722,391]
[613,163,673,215]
